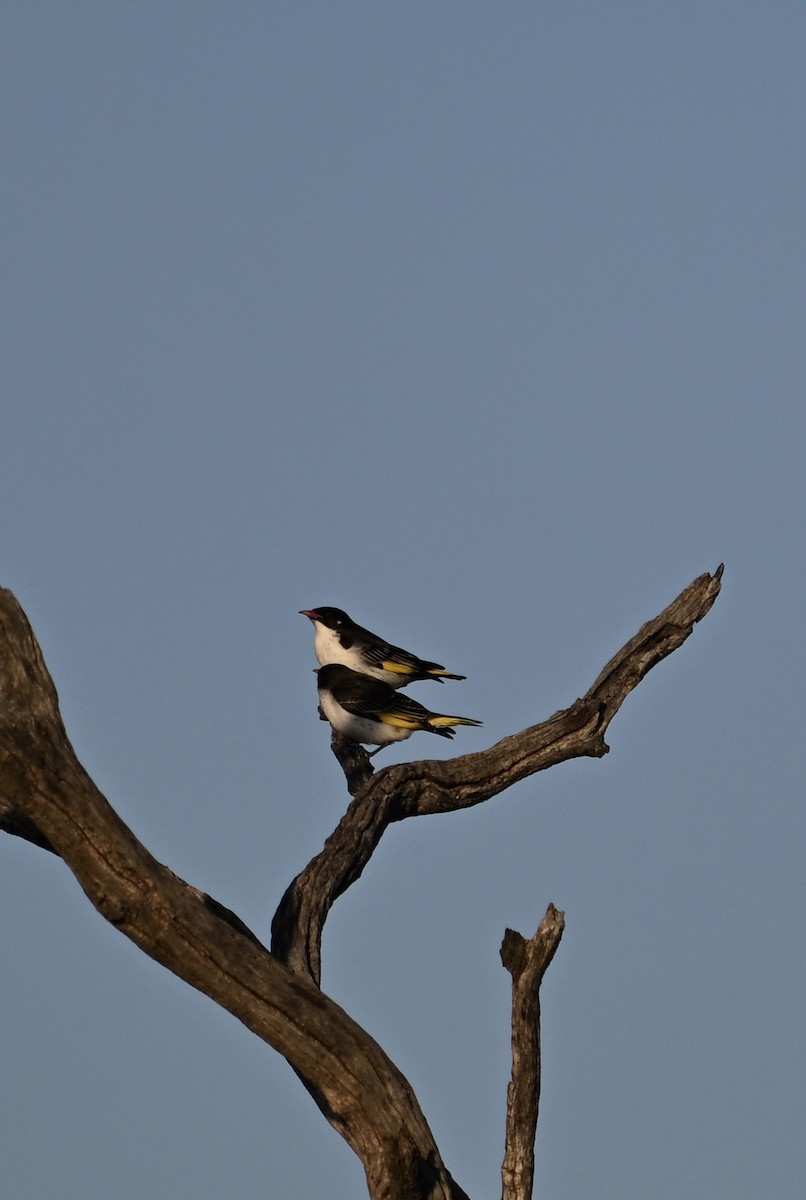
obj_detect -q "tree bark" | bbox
[0,588,471,1200]
[0,565,723,1200]
[500,905,565,1200]
[272,566,724,983]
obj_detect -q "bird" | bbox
[315,664,482,755]
[299,606,466,687]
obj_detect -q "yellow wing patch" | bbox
[382,659,417,675]
[377,710,422,729]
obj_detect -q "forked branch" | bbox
[0,587,469,1200]
[272,565,723,983]
[0,566,723,1200]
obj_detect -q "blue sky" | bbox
[2,3,804,1198]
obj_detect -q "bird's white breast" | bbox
[313,623,361,671]
[318,689,412,746]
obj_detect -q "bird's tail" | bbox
[427,714,482,729]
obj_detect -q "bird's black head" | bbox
[315,663,356,687]
[299,606,350,630]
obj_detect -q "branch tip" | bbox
[501,928,527,975]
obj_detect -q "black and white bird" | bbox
[300,606,465,688]
[316,664,481,755]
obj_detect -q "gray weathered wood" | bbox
[500,905,565,1200]
[1,565,723,1200]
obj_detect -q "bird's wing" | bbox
[361,637,446,678]
[354,635,410,672]
[336,675,429,727]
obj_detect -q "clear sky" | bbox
[2,3,804,1198]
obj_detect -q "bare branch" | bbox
[1,567,723,1200]
[500,905,565,1200]
[272,566,723,984]
[0,588,469,1200]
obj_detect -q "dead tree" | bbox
[0,567,723,1200]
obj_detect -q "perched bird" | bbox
[316,664,481,755]
[300,606,466,687]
